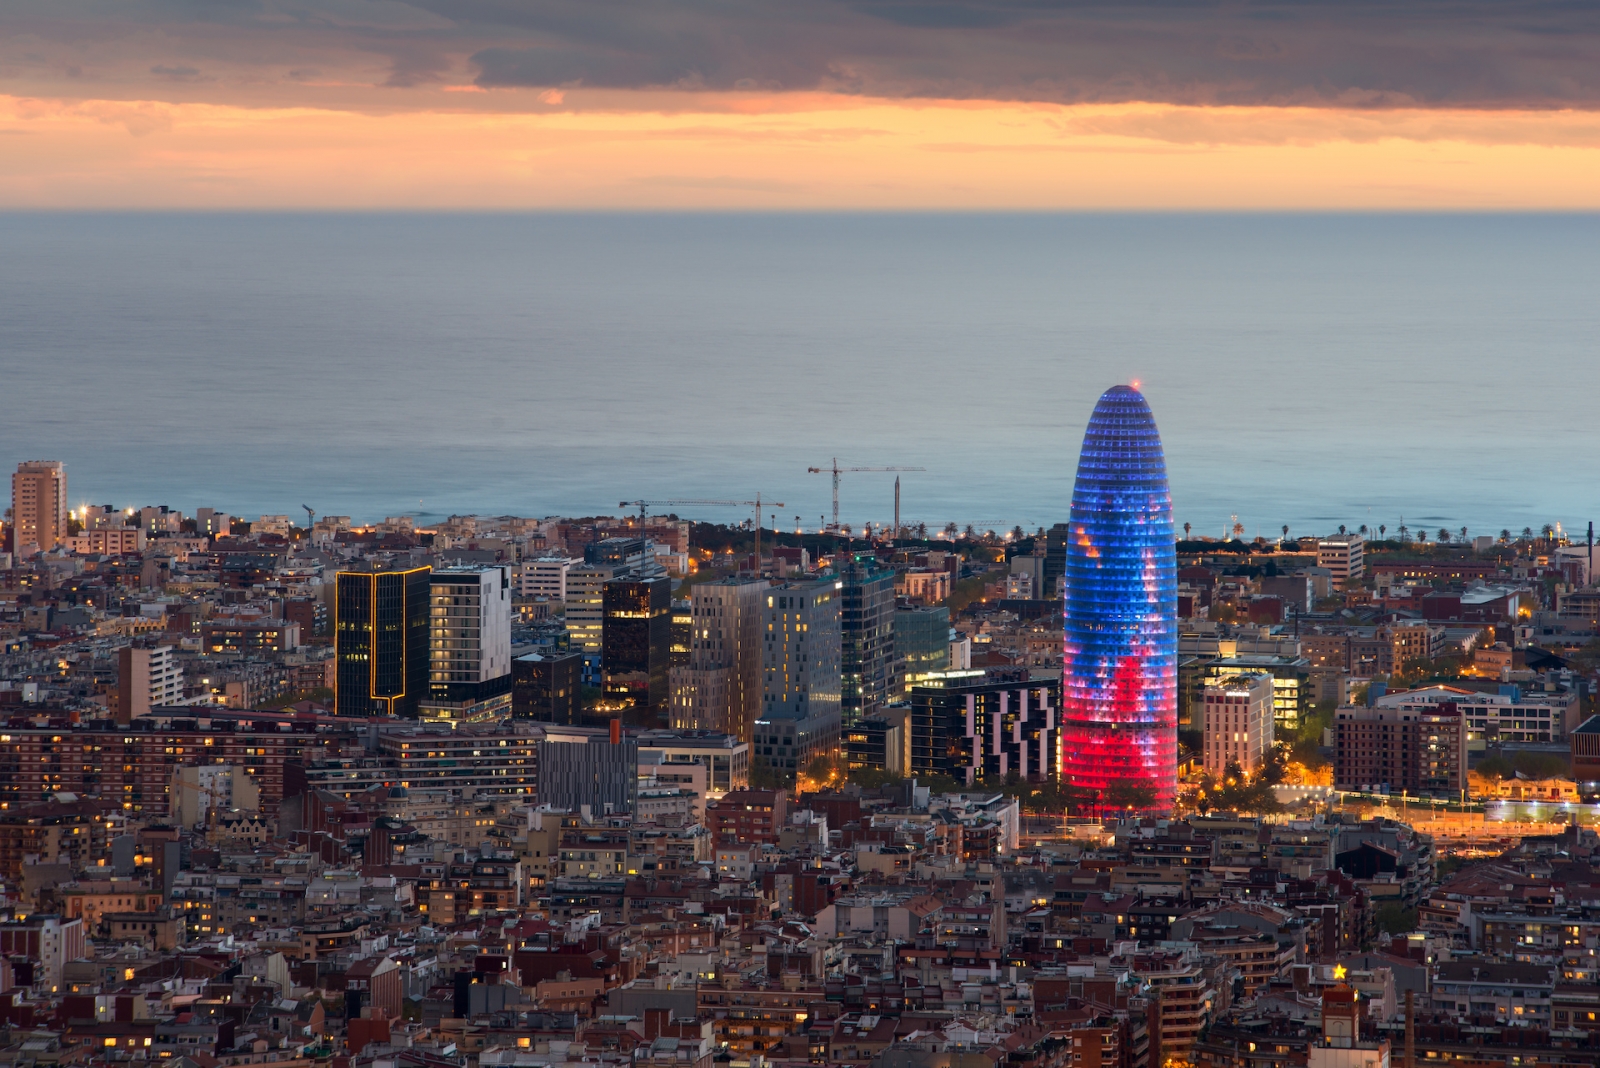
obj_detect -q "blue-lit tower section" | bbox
[1059,385,1177,811]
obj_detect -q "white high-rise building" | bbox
[518,555,575,602]
[423,565,513,722]
[1203,672,1275,777]
[565,564,615,655]
[1318,534,1365,588]
[118,644,184,724]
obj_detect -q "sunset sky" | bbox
[7,1,1600,209]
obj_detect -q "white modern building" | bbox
[564,564,615,655]
[1318,534,1365,588]
[422,564,513,722]
[518,555,575,602]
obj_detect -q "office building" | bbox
[564,564,615,655]
[117,644,184,724]
[586,536,649,568]
[512,651,583,724]
[756,578,843,781]
[602,573,672,716]
[1044,522,1070,600]
[909,669,1058,784]
[840,556,896,726]
[1202,654,1311,735]
[670,599,692,666]
[535,722,638,816]
[846,714,906,775]
[1318,534,1365,588]
[670,577,767,740]
[422,565,513,722]
[762,578,842,723]
[1374,682,1580,745]
[517,555,575,601]
[894,605,950,694]
[753,708,841,781]
[1202,673,1275,777]
[10,460,66,556]
[1059,385,1179,811]
[335,565,431,717]
[635,729,749,794]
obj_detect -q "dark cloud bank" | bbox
[10,0,1600,107]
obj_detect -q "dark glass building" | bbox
[1058,384,1179,811]
[602,574,672,720]
[840,555,896,727]
[335,565,431,717]
[512,650,583,724]
[909,668,1059,784]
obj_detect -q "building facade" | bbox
[423,565,513,722]
[1059,385,1179,811]
[909,669,1059,784]
[512,651,582,724]
[564,564,615,656]
[670,577,767,740]
[1318,534,1366,588]
[1334,702,1468,798]
[11,460,67,556]
[1202,672,1275,777]
[840,558,895,727]
[117,644,184,724]
[602,574,673,716]
[335,565,431,718]
[894,605,951,695]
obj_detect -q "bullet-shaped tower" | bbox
[1059,384,1178,810]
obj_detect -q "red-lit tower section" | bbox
[1058,384,1178,811]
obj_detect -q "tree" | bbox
[1011,525,1024,541]
[1460,526,1468,543]
[916,521,928,538]
[1339,524,1346,535]
[750,756,784,789]
[1500,529,1511,543]
[1437,528,1450,543]
[1358,524,1368,535]
[1184,522,1192,539]
[1523,527,1535,539]
[1375,903,1418,936]
[944,521,959,539]
[1475,754,1514,785]
[1415,529,1427,544]
[1379,524,1386,539]
[1282,525,1289,541]
[1398,524,1408,543]
[1105,781,1158,812]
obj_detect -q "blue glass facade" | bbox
[1059,385,1178,809]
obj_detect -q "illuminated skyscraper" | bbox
[336,564,431,717]
[1059,385,1178,810]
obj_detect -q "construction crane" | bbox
[301,504,315,529]
[619,496,786,560]
[807,459,925,535]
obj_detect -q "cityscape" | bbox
[6,3,1600,1068]
[3,381,1600,1068]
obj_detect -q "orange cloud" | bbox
[2,92,1600,209]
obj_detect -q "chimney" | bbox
[1404,989,1415,1068]
[610,717,622,745]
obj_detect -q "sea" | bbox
[2,212,1597,538]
